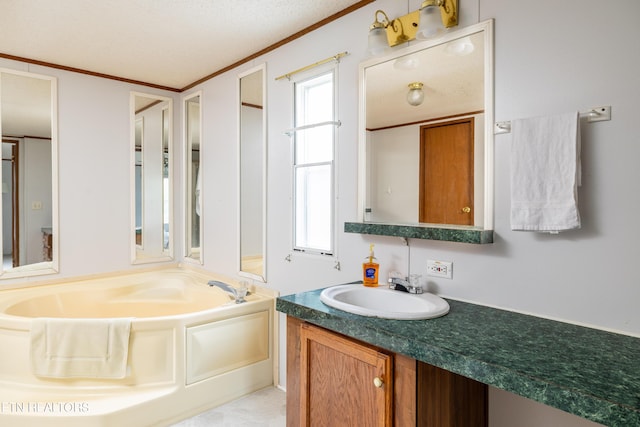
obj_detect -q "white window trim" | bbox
[289,64,340,258]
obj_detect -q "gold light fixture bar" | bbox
[383,0,458,47]
[386,10,420,47]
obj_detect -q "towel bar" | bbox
[494,105,611,135]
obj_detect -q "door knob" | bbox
[461,206,471,213]
[373,377,384,388]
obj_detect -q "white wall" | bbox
[0,0,638,424]
[254,1,638,425]
[367,126,419,223]
[366,112,484,224]
[261,0,636,336]
[0,58,180,283]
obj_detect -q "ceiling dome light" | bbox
[407,82,425,106]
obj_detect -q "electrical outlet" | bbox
[427,260,452,279]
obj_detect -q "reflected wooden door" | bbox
[419,118,474,225]
[2,140,19,267]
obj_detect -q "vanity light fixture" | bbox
[367,10,392,56]
[367,0,458,56]
[407,82,425,106]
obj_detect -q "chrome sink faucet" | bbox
[388,277,423,294]
[207,280,248,303]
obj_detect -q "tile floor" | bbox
[170,387,286,427]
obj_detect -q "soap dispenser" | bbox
[362,244,379,287]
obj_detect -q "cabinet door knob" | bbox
[373,377,384,388]
[461,206,471,213]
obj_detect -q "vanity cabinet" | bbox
[287,317,487,427]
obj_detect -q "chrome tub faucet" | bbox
[207,280,248,303]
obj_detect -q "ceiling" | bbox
[1,1,484,138]
[366,32,485,130]
[0,71,53,138]
[0,0,369,91]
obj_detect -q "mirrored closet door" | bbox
[238,65,267,281]
[131,92,173,263]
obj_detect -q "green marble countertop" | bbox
[277,287,640,427]
[344,221,493,244]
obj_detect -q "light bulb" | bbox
[407,82,424,106]
[367,26,390,56]
[416,5,444,40]
[445,36,474,56]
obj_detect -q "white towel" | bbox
[30,318,131,379]
[510,112,581,232]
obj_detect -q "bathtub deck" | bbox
[0,385,285,426]
[0,267,279,426]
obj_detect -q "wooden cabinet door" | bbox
[299,323,393,427]
[286,316,487,427]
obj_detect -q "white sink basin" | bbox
[320,284,449,320]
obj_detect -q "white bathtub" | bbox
[0,267,276,426]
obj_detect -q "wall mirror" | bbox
[353,20,494,242]
[184,92,202,263]
[0,68,58,278]
[238,64,267,282]
[131,92,173,263]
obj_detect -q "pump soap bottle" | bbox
[362,244,379,287]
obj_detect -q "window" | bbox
[292,70,337,254]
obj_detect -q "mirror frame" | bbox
[238,64,267,282]
[349,19,494,244]
[130,91,174,264]
[183,91,203,264]
[0,68,59,278]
